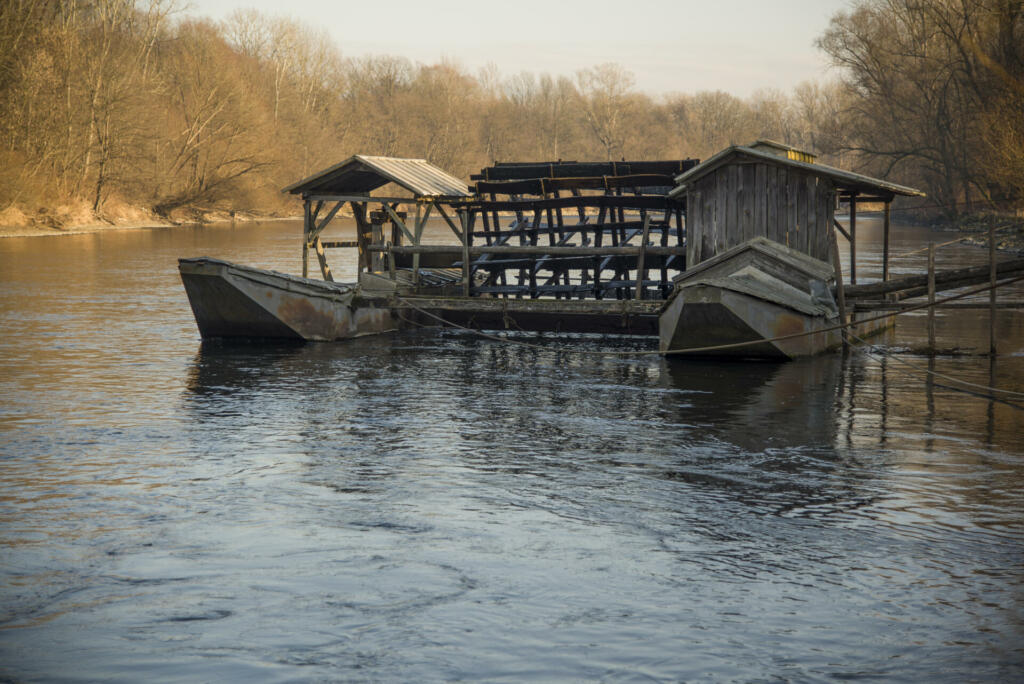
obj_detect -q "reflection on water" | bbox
[1,221,1023,681]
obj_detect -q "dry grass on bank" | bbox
[0,199,299,238]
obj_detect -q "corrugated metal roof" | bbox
[282,155,471,198]
[668,145,924,199]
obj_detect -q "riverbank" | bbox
[0,201,299,239]
[951,215,1024,254]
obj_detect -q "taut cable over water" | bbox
[392,274,1024,406]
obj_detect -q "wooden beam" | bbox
[412,202,434,285]
[467,195,674,212]
[849,196,857,285]
[460,210,470,297]
[990,221,997,355]
[842,256,1024,299]
[310,201,344,240]
[474,174,676,195]
[883,202,891,282]
[832,218,851,242]
[435,203,462,240]
[313,235,333,281]
[831,229,848,349]
[853,301,1024,311]
[383,204,416,244]
[928,242,935,351]
[302,199,311,278]
[636,213,651,299]
[371,244,687,257]
[837,194,894,203]
[389,295,664,316]
[305,194,422,204]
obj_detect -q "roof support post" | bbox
[636,213,651,299]
[928,242,936,352]
[849,194,857,285]
[883,201,891,282]
[352,202,370,275]
[302,198,311,279]
[831,227,849,351]
[460,209,470,297]
[990,220,997,356]
[411,202,434,286]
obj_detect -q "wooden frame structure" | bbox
[284,156,699,305]
[279,149,930,341]
[456,159,697,300]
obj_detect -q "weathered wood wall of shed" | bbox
[686,162,834,267]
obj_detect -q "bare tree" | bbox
[818,0,1024,217]
[576,63,637,161]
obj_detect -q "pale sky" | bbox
[185,0,853,98]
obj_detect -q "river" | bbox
[1,218,1022,681]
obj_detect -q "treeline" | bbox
[0,0,1021,225]
[819,0,1024,220]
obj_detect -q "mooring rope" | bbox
[393,273,1024,358]
[842,329,1024,406]
[389,275,1024,406]
[397,300,1024,406]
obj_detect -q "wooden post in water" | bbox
[831,229,849,350]
[849,195,857,285]
[412,203,422,286]
[460,209,470,297]
[883,201,891,282]
[990,221,997,355]
[636,213,651,299]
[927,242,936,352]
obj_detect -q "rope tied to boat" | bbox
[392,274,1024,404]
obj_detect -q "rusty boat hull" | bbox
[659,284,843,359]
[658,237,844,359]
[178,257,396,341]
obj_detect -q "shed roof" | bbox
[282,155,471,198]
[668,145,924,199]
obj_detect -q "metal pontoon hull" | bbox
[179,257,396,341]
[658,237,846,359]
[659,284,842,359]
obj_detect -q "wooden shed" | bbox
[669,144,923,271]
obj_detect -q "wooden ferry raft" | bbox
[177,143,1024,359]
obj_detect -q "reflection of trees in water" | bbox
[655,356,880,519]
[662,357,842,450]
[838,351,1024,517]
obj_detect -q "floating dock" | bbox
[178,142,1022,358]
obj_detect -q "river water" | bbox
[1,219,1023,682]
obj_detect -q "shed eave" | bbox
[281,154,471,198]
[281,154,361,194]
[670,145,924,199]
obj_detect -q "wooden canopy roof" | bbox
[282,155,471,199]
[668,145,925,201]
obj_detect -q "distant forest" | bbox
[1,0,1021,225]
